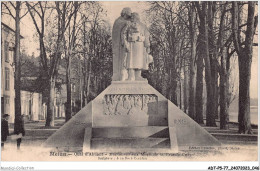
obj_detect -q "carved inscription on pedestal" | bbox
[103,94,158,115]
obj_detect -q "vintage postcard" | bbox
[1,1,258,170]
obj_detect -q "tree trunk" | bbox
[210,56,219,120]
[82,72,86,106]
[188,3,196,119]
[82,18,87,106]
[66,56,72,122]
[226,55,231,109]
[83,61,88,106]
[214,78,219,119]
[79,57,83,109]
[201,2,216,126]
[179,79,182,110]
[65,2,78,121]
[14,2,22,133]
[195,3,206,125]
[86,61,91,103]
[172,79,178,105]
[204,55,217,126]
[165,71,171,100]
[169,68,178,105]
[45,77,55,127]
[195,2,216,126]
[184,64,189,113]
[232,1,256,134]
[208,2,218,120]
[238,51,252,133]
[220,48,229,129]
[195,48,204,124]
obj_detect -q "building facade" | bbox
[21,90,45,121]
[1,23,17,123]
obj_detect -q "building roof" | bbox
[1,22,24,39]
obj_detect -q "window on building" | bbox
[5,67,10,90]
[1,97,4,115]
[5,96,9,105]
[4,96,10,115]
[4,41,9,62]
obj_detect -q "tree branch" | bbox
[26,2,41,35]
[228,49,236,58]
[27,2,42,19]
[2,2,15,19]
[9,1,16,9]
[232,1,241,55]
[20,10,29,19]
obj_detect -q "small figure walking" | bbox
[14,115,25,150]
[1,114,10,149]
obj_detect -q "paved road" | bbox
[4,119,64,148]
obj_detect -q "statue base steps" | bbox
[91,138,171,149]
[83,126,173,151]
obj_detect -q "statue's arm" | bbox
[121,24,130,52]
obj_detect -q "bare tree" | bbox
[26,1,51,125]
[232,1,258,134]
[216,2,232,130]
[187,2,197,121]
[2,1,28,132]
[195,2,217,126]
[72,2,112,105]
[26,2,78,126]
[62,2,80,122]
[147,2,191,106]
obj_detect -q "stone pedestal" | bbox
[43,82,220,152]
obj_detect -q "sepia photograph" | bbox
[0,1,259,170]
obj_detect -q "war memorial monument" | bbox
[44,7,221,152]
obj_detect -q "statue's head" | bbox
[131,12,140,22]
[121,7,132,19]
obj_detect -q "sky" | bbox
[2,1,150,56]
[101,1,149,25]
[1,1,258,99]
